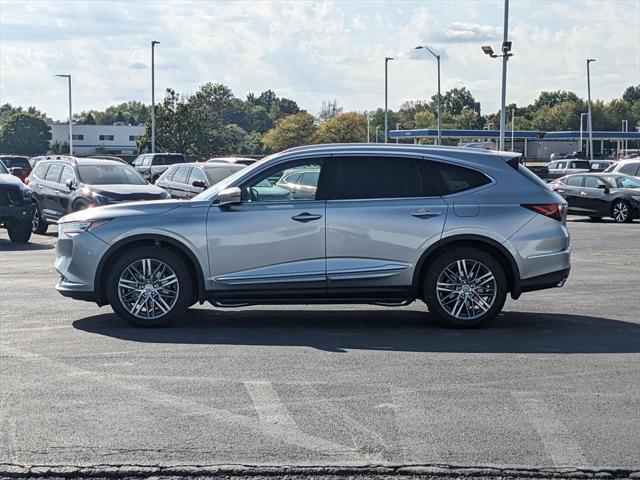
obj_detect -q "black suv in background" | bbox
[28,157,169,234]
[133,153,185,182]
[0,155,32,183]
[156,162,245,199]
[0,160,33,243]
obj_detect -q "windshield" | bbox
[0,161,8,174]
[77,164,148,185]
[1,157,30,169]
[192,156,272,201]
[607,175,640,189]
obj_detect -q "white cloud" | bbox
[0,0,638,120]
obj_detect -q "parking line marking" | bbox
[244,381,355,456]
[512,391,587,467]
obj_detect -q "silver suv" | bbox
[55,144,571,328]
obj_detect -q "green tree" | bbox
[50,140,70,154]
[414,110,436,128]
[238,131,265,155]
[318,100,343,123]
[437,87,481,116]
[533,90,581,110]
[263,112,317,152]
[313,112,366,143]
[0,113,52,155]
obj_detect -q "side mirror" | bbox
[192,180,206,189]
[217,187,241,206]
[9,167,23,177]
[65,178,76,190]
[597,184,609,192]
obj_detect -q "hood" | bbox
[0,173,28,188]
[84,183,166,199]
[60,199,187,223]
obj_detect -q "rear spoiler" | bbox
[505,154,523,170]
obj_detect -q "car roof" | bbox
[39,156,130,167]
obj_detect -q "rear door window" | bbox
[557,162,567,169]
[566,176,583,187]
[162,166,176,181]
[44,164,63,183]
[584,176,606,188]
[322,156,422,200]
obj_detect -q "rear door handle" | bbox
[291,212,322,222]
[411,209,442,219]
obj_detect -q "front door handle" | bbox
[580,191,588,196]
[411,209,442,219]
[291,212,322,222]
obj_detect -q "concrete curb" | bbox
[0,464,638,479]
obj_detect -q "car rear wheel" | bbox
[107,247,192,327]
[612,200,632,223]
[7,219,32,243]
[423,247,507,328]
[32,203,48,234]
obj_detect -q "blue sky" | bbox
[1,0,639,121]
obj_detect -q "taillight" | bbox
[522,203,564,222]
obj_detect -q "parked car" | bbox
[589,160,614,172]
[0,160,34,243]
[603,159,640,178]
[133,153,185,182]
[206,157,257,166]
[550,173,640,223]
[275,166,320,200]
[54,144,571,329]
[156,162,246,199]
[28,157,169,234]
[546,159,591,181]
[0,155,32,183]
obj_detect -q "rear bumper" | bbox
[520,267,571,293]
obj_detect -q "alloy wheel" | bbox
[613,201,629,222]
[436,259,497,320]
[117,258,180,320]
[32,208,39,231]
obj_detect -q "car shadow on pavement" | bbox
[72,308,639,354]
[0,238,54,251]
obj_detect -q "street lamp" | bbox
[151,40,160,153]
[384,56,394,143]
[376,125,380,143]
[367,114,371,143]
[396,122,400,144]
[586,58,595,161]
[415,45,441,146]
[622,119,628,155]
[481,0,512,151]
[55,74,73,156]
[511,108,515,152]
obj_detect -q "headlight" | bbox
[91,192,111,205]
[60,219,111,234]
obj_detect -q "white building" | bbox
[50,124,145,155]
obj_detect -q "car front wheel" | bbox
[7,219,32,243]
[423,247,507,328]
[106,247,193,327]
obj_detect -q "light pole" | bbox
[55,74,73,155]
[396,123,400,143]
[376,125,380,143]
[586,58,595,161]
[151,40,160,153]
[481,0,512,151]
[384,56,394,143]
[367,114,370,143]
[579,112,587,153]
[622,119,628,155]
[415,45,441,145]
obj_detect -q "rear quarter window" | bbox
[433,162,491,195]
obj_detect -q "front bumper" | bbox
[0,202,35,224]
[54,229,110,303]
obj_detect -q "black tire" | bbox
[106,246,192,327]
[611,200,632,223]
[423,247,507,328]
[32,203,48,234]
[7,220,32,243]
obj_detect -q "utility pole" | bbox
[580,112,587,153]
[414,46,441,145]
[151,40,160,153]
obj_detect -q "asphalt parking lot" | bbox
[0,219,639,476]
